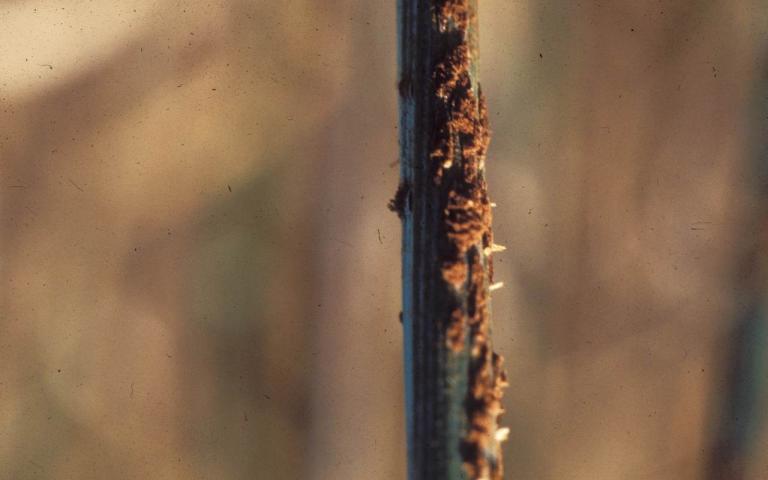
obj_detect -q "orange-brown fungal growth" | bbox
[431,0,507,478]
[437,0,473,31]
[459,249,509,479]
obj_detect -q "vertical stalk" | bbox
[393,1,507,478]
[706,69,768,479]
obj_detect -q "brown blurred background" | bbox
[1,1,768,479]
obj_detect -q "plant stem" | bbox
[393,1,507,478]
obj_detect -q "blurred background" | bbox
[1,1,768,478]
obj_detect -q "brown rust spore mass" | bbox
[437,0,472,31]
[431,1,507,478]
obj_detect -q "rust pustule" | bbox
[459,249,508,479]
[446,308,467,353]
[431,0,507,478]
[437,0,474,31]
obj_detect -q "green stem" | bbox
[394,1,507,478]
